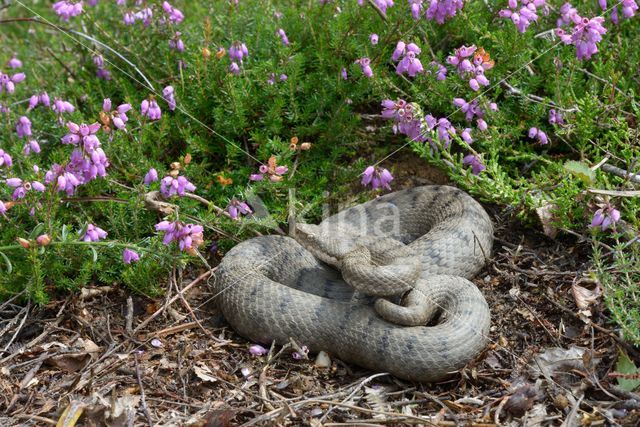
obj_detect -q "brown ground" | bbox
[1,158,639,426]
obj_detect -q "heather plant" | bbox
[0,0,639,342]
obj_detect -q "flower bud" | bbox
[17,237,30,249]
[300,142,312,150]
[215,48,226,59]
[202,47,211,58]
[36,234,51,246]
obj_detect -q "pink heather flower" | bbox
[409,0,423,19]
[447,44,492,90]
[27,92,50,111]
[557,2,579,26]
[162,1,184,24]
[460,128,473,144]
[7,55,22,69]
[123,248,140,264]
[169,31,185,52]
[155,221,204,254]
[23,140,41,156]
[361,166,393,190]
[141,99,161,120]
[0,149,12,168]
[426,0,465,24]
[162,86,177,111]
[599,0,638,24]
[355,57,373,78]
[82,223,108,242]
[226,198,252,220]
[0,201,6,215]
[370,34,379,45]
[394,41,424,77]
[463,154,486,175]
[62,121,101,149]
[381,99,424,142]
[52,97,75,123]
[160,175,196,197]
[16,116,32,138]
[52,1,83,21]
[93,54,111,80]
[477,118,488,131]
[229,62,241,75]
[549,109,564,125]
[372,0,394,15]
[499,0,548,33]
[249,344,268,356]
[267,73,276,85]
[528,127,548,144]
[556,16,607,60]
[341,67,348,80]
[144,168,159,185]
[279,74,288,81]
[0,71,26,94]
[591,203,621,231]
[276,28,290,46]
[5,178,44,200]
[103,98,132,130]
[229,42,249,63]
[429,61,447,80]
[45,164,82,196]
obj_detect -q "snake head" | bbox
[295,223,360,259]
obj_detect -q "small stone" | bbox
[314,351,331,368]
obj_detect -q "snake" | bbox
[215,185,493,382]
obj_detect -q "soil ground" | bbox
[1,157,639,426]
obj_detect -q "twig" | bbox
[125,296,134,335]
[501,81,579,112]
[132,270,213,334]
[134,352,154,427]
[577,68,630,99]
[13,414,57,426]
[155,321,198,337]
[366,0,388,22]
[600,163,640,185]
[1,303,30,355]
[319,372,390,423]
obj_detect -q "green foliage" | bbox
[0,1,639,342]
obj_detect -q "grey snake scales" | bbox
[215,185,493,382]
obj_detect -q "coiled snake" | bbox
[215,185,493,382]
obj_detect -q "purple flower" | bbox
[169,31,185,52]
[52,1,83,21]
[549,109,564,125]
[27,92,50,111]
[555,16,607,60]
[162,1,184,24]
[600,0,638,24]
[380,98,424,142]
[591,204,621,231]
[7,55,22,69]
[249,344,268,356]
[52,97,75,114]
[341,67,348,80]
[369,33,379,45]
[226,199,252,220]
[429,61,447,80]
[23,140,41,156]
[0,149,13,168]
[16,116,32,138]
[460,128,473,144]
[425,0,465,24]
[499,0,548,33]
[395,43,424,78]
[0,71,26,94]
[82,223,108,242]
[229,62,241,75]
[123,248,140,264]
[162,86,176,111]
[45,164,82,196]
[463,154,486,175]
[361,165,393,190]
[160,175,196,197]
[372,0,394,15]
[355,57,373,78]
[229,42,249,63]
[155,221,204,255]
[93,54,111,80]
[477,118,488,131]
[141,99,162,120]
[292,345,309,360]
[447,45,493,90]
[144,168,159,185]
[279,73,288,81]
[276,28,290,46]
[528,127,548,144]
[0,201,6,215]
[103,98,132,130]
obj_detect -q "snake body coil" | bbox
[215,185,493,382]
